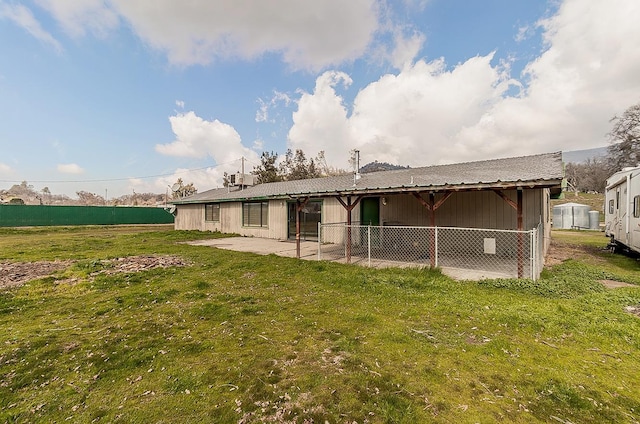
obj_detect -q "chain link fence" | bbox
[318,223,543,280]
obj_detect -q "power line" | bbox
[0,158,248,185]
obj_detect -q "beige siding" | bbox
[175,189,551,246]
[322,197,361,224]
[379,189,546,231]
[174,204,204,231]
[268,200,288,239]
[217,200,288,239]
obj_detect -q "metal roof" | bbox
[173,151,564,204]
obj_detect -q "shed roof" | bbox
[173,151,564,204]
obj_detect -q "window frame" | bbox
[242,201,269,228]
[634,195,640,218]
[205,203,220,222]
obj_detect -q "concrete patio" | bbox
[186,236,512,281]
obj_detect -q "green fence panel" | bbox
[0,205,174,227]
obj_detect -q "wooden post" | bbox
[492,189,524,278]
[346,196,352,263]
[412,191,452,268]
[335,195,364,264]
[429,193,436,268]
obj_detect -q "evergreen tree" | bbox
[252,151,283,183]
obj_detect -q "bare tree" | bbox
[76,191,105,205]
[315,150,348,176]
[41,187,51,205]
[564,163,581,196]
[566,157,609,194]
[607,102,640,172]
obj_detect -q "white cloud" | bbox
[288,56,513,168]
[36,0,379,70]
[35,0,119,38]
[155,111,259,166]
[457,0,640,156]
[0,2,63,52]
[288,0,640,168]
[57,163,84,174]
[389,30,425,70]
[175,100,185,109]
[515,24,533,43]
[256,91,292,123]
[288,71,354,166]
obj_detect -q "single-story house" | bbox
[172,152,563,264]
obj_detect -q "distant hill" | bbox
[360,161,409,173]
[562,146,607,163]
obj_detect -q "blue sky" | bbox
[1,0,639,198]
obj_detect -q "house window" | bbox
[243,201,268,227]
[634,196,640,218]
[609,199,614,214]
[205,203,220,222]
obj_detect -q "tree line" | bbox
[224,149,350,186]
[0,181,167,206]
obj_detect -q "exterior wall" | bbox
[323,197,361,224]
[175,200,289,239]
[379,189,546,231]
[175,189,551,254]
[216,200,288,239]
[174,204,205,231]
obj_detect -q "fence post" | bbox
[530,228,537,281]
[317,222,321,261]
[367,225,371,267]
[346,224,352,264]
[434,227,439,268]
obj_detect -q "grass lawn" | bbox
[1,226,639,423]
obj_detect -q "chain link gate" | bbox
[318,223,542,280]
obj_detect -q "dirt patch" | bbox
[0,260,73,290]
[625,305,640,318]
[546,240,637,289]
[90,255,189,276]
[0,255,188,290]
[545,238,613,268]
[545,239,589,267]
[599,279,637,289]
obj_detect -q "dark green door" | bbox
[361,197,380,226]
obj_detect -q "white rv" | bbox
[604,165,640,254]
